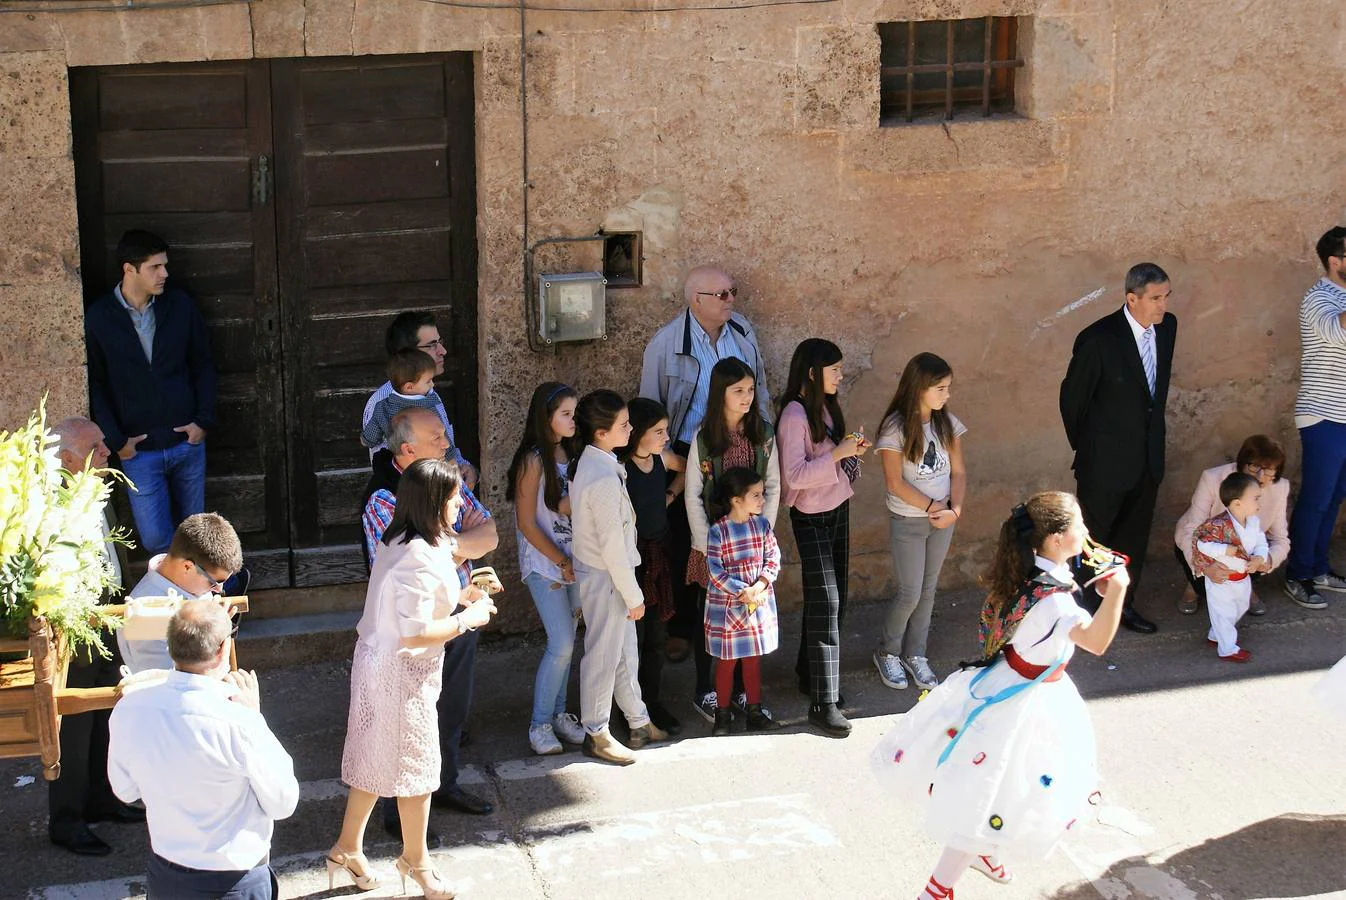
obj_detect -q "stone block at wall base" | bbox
[0,282,84,371]
[0,366,87,433]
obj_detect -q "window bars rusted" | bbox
[879,17,1023,124]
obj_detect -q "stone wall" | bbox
[1,0,1343,627]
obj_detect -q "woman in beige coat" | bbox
[1174,434,1290,616]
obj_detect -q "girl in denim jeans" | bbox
[506,382,585,756]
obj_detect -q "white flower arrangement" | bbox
[0,400,126,657]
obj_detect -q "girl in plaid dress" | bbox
[704,467,783,736]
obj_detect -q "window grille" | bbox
[879,17,1023,124]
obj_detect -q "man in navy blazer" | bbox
[1060,263,1177,633]
[85,230,216,556]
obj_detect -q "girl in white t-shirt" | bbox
[873,353,967,692]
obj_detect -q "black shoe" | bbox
[431,785,493,816]
[85,801,146,824]
[711,708,733,737]
[647,701,683,735]
[745,703,781,732]
[381,812,443,849]
[50,824,112,857]
[836,693,847,710]
[1120,607,1158,634]
[808,703,852,739]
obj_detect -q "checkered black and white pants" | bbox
[790,500,850,705]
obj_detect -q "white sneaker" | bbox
[528,723,563,756]
[552,712,585,745]
[902,655,940,690]
[873,651,909,689]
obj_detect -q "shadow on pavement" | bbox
[1050,813,1346,900]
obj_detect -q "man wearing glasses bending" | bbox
[362,311,479,490]
[639,266,771,665]
[119,512,243,673]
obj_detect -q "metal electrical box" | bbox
[536,271,607,344]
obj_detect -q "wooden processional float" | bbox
[0,597,249,780]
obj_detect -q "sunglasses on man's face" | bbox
[695,288,738,301]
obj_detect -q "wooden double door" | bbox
[70,55,479,588]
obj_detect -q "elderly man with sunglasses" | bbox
[640,266,771,458]
[118,512,244,673]
[639,266,772,670]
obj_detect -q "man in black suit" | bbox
[1060,263,1177,633]
[47,416,144,855]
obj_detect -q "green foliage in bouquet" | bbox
[0,400,128,656]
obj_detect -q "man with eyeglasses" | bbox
[361,311,479,490]
[639,266,771,667]
[118,512,243,673]
[1284,225,1346,609]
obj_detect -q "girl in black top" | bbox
[620,398,687,735]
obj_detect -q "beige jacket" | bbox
[570,445,644,608]
[1174,462,1290,570]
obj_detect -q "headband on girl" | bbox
[547,384,571,403]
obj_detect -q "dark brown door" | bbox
[271,55,478,586]
[70,55,478,589]
[70,61,292,588]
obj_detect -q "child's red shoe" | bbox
[1220,648,1251,663]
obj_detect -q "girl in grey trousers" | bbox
[873,353,967,692]
[569,390,668,764]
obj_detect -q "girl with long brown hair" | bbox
[873,352,966,693]
[683,358,781,724]
[776,338,867,737]
[872,491,1129,899]
[506,382,586,756]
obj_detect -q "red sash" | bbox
[1004,645,1065,682]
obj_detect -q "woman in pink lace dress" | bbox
[327,458,497,900]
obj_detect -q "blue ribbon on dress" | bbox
[935,650,1068,768]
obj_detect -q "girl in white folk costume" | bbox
[872,491,1130,900]
[569,389,668,765]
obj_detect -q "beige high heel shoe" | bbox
[325,848,380,892]
[395,856,456,899]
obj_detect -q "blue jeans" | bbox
[121,440,207,555]
[1288,420,1346,580]
[525,571,580,728]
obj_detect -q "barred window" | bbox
[879,17,1023,124]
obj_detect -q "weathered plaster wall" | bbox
[1,0,1343,627]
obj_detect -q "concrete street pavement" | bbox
[5,563,1346,900]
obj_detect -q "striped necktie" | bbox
[1140,327,1156,396]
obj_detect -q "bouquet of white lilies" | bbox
[0,401,125,657]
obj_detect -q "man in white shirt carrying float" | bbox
[108,599,298,899]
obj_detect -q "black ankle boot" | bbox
[745,703,781,732]
[808,702,851,738]
[712,707,733,736]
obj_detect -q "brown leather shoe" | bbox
[627,721,668,749]
[664,636,691,663]
[582,729,637,765]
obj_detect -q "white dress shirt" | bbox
[108,670,299,870]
